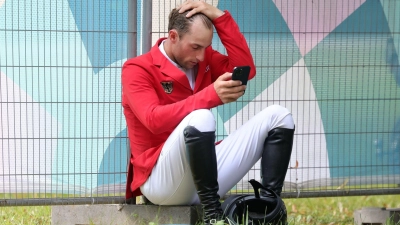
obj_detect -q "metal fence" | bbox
[1,0,400,206]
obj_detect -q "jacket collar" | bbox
[151,38,208,92]
[151,38,191,91]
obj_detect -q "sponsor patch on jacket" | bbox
[160,81,173,94]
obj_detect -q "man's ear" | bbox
[169,29,179,43]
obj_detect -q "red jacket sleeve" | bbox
[209,11,256,81]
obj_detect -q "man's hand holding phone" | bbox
[214,66,250,104]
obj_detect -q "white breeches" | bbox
[140,105,294,205]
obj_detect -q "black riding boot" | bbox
[183,126,224,224]
[261,127,295,196]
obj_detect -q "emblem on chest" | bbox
[160,81,173,94]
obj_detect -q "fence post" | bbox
[142,0,152,53]
[128,0,137,58]
[126,0,138,205]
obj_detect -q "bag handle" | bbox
[248,179,279,199]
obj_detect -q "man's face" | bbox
[171,19,213,70]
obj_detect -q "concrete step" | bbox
[52,204,202,225]
[354,207,400,225]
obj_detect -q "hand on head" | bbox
[177,0,224,20]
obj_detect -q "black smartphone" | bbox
[232,66,250,85]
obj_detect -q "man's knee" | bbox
[265,105,294,129]
[265,105,290,115]
[186,109,216,132]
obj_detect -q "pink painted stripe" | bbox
[274,0,366,56]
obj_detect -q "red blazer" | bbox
[122,11,256,199]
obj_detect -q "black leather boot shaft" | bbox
[183,126,223,224]
[261,127,295,196]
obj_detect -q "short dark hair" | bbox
[168,8,213,37]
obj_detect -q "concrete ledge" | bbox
[354,207,400,225]
[51,204,202,225]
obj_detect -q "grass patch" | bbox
[0,206,51,225]
[285,194,400,224]
[1,195,400,224]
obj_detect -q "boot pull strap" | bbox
[248,179,278,199]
